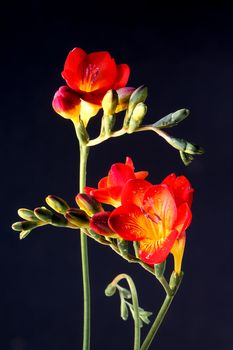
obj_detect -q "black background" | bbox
[1,1,233,349]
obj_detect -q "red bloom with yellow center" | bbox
[108,178,192,272]
[62,48,130,105]
[85,157,148,207]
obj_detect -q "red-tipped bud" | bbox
[90,212,115,236]
[75,193,103,216]
[115,87,135,113]
[52,86,81,121]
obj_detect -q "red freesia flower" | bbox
[85,157,149,207]
[62,48,130,106]
[108,178,192,272]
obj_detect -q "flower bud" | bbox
[17,208,39,221]
[128,102,147,133]
[105,283,117,297]
[65,208,90,228]
[166,136,204,155]
[12,220,39,231]
[124,85,148,128]
[34,207,53,223]
[20,230,31,240]
[115,87,135,113]
[52,86,81,121]
[46,195,69,214]
[75,193,103,216]
[153,109,190,129]
[102,89,118,115]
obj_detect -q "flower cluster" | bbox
[52,48,131,126]
[82,157,193,274]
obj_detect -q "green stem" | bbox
[112,274,141,350]
[140,294,174,350]
[73,119,91,350]
[79,143,91,350]
[140,273,183,350]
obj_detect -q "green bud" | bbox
[102,89,118,115]
[169,271,184,292]
[12,220,39,231]
[153,109,190,129]
[154,261,166,278]
[34,207,53,223]
[75,193,103,216]
[17,208,40,221]
[167,136,204,155]
[105,283,117,297]
[46,195,69,214]
[65,208,90,227]
[74,119,89,145]
[179,151,194,166]
[120,299,129,321]
[101,114,116,137]
[128,102,147,133]
[19,230,31,240]
[124,85,148,128]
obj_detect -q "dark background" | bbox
[1,1,232,349]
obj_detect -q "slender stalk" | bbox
[112,274,141,350]
[140,273,183,350]
[79,143,91,350]
[140,294,174,350]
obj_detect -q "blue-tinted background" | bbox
[1,1,232,349]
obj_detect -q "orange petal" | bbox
[109,204,147,241]
[139,229,179,265]
[143,184,177,230]
[108,163,135,197]
[135,171,149,179]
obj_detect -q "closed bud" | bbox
[153,109,190,129]
[105,283,117,297]
[124,85,148,128]
[169,271,184,292]
[75,193,103,216]
[46,195,69,214]
[65,208,90,228]
[34,207,53,223]
[52,86,81,122]
[115,87,135,113]
[167,136,204,155]
[128,102,147,133]
[120,299,129,321]
[154,261,166,278]
[18,208,39,221]
[102,89,118,115]
[179,151,194,166]
[12,220,39,231]
[19,230,31,240]
[117,239,128,257]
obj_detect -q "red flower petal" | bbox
[113,64,130,89]
[174,203,192,236]
[173,176,194,207]
[139,229,179,265]
[135,171,149,179]
[62,48,86,90]
[125,156,134,170]
[143,184,177,230]
[108,163,135,199]
[98,176,108,188]
[90,212,113,236]
[109,204,147,241]
[79,51,117,92]
[121,179,152,207]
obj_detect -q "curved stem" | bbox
[79,143,91,350]
[112,273,141,350]
[140,273,183,350]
